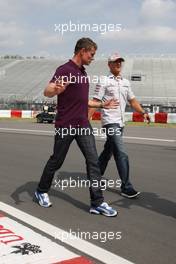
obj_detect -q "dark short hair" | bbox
[74,38,97,54]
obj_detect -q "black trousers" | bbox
[37,125,104,207]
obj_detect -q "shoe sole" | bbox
[34,192,52,208]
[121,192,141,199]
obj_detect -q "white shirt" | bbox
[93,74,135,127]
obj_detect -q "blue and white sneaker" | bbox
[34,191,52,208]
[90,202,117,217]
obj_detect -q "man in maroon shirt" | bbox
[35,38,118,217]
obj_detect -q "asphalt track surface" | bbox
[0,120,176,264]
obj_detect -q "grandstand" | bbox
[0,59,60,107]
[0,57,176,112]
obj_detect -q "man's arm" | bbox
[88,98,100,120]
[88,107,97,120]
[129,98,144,113]
[88,98,119,120]
[129,98,150,122]
[88,98,118,108]
[88,98,103,108]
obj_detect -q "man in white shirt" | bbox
[89,53,150,198]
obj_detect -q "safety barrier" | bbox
[0,110,34,118]
[91,111,176,123]
[92,111,101,120]
[0,110,176,123]
[132,112,144,122]
[154,112,167,123]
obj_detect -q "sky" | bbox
[0,0,176,58]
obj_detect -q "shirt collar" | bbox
[108,74,123,80]
[69,59,86,73]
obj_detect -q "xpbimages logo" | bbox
[54,20,122,35]
[54,177,121,191]
[54,229,122,243]
[53,73,118,85]
[55,126,121,138]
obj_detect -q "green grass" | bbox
[0,117,36,122]
[126,121,176,128]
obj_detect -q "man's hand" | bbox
[102,99,119,109]
[129,98,151,124]
[88,98,119,120]
[54,80,69,95]
[44,80,69,98]
[143,113,151,124]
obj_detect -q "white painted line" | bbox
[97,135,175,143]
[1,127,175,143]
[0,127,53,135]
[123,136,176,143]
[0,202,134,264]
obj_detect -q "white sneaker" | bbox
[90,202,118,217]
[35,191,52,208]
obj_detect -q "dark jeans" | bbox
[37,124,104,207]
[98,123,133,191]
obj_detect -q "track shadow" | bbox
[11,172,176,218]
[11,171,90,213]
[109,191,176,219]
